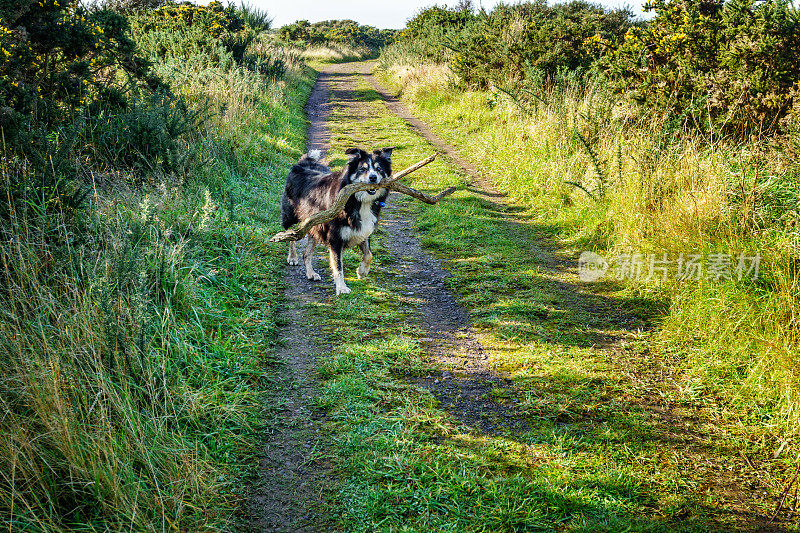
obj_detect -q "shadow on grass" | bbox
[407,190,781,531]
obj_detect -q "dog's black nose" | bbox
[369,175,378,183]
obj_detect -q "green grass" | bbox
[300,71,789,531]
[376,54,800,475]
[371,64,800,441]
[3,33,794,530]
[0,45,314,530]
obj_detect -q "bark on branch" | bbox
[390,183,458,204]
[270,154,455,243]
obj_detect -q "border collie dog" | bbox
[281,147,393,295]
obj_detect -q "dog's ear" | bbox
[375,147,394,162]
[345,148,366,160]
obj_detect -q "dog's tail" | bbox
[294,149,329,174]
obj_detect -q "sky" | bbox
[251,0,646,30]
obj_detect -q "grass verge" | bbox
[0,48,314,531]
[372,63,800,444]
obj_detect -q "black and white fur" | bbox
[281,147,393,295]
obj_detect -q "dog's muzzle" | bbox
[367,174,380,194]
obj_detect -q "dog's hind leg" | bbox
[357,238,372,279]
[287,241,300,265]
[304,237,322,281]
[329,244,351,295]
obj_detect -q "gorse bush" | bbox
[0,0,203,213]
[237,2,273,34]
[0,0,153,143]
[129,1,248,62]
[131,3,289,83]
[397,5,477,62]
[392,0,800,136]
[607,0,800,135]
[85,92,200,175]
[277,19,397,49]
[399,1,633,89]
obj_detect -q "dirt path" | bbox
[244,61,786,531]
[239,72,337,533]
[244,64,534,530]
[240,278,330,532]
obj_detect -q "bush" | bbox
[238,2,273,34]
[85,92,200,176]
[277,19,397,49]
[0,0,152,144]
[0,0,191,220]
[606,0,800,135]
[129,1,248,62]
[399,5,478,61]
[397,1,633,90]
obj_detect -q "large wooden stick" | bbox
[270,154,448,242]
[391,183,458,204]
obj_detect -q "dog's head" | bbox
[344,147,393,196]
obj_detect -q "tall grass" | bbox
[0,174,228,529]
[238,2,273,33]
[377,57,800,435]
[299,42,374,63]
[0,34,312,530]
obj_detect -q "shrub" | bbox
[85,92,200,176]
[399,5,477,61]
[398,2,633,90]
[277,19,397,50]
[0,0,188,218]
[237,2,273,34]
[606,0,800,135]
[0,0,152,144]
[129,1,249,62]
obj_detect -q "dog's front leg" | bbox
[304,237,322,281]
[287,241,300,265]
[329,243,351,295]
[357,239,372,279]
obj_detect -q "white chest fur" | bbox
[340,199,378,247]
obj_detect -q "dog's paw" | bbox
[306,271,322,281]
[287,256,300,266]
[335,285,352,295]
[356,264,370,279]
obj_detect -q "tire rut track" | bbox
[239,71,336,533]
